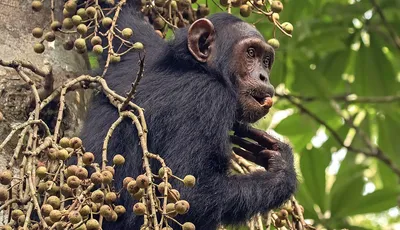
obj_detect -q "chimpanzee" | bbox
[81,1,297,229]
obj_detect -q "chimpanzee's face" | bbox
[231,23,275,123]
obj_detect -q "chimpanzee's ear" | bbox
[188,19,215,63]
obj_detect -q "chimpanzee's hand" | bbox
[231,124,292,172]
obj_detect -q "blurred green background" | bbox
[212,0,400,229]
[88,0,400,228]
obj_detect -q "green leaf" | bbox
[88,52,100,69]
[318,50,350,93]
[377,112,400,167]
[300,147,331,212]
[350,111,372,153]
[330,153,367,218]
[377,161,398,188]
[296,26,348,54]
[253,113,273,131]
[295,183,319,220]
[345,188,400,216]
[303,101,343,128]
[270,51,288,86]
[274,113,319,152]
[291,62,332,99]
[322,125,350,151]
[281,0,313,23]
[353,36,398,96]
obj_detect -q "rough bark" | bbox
[0,0,90,200]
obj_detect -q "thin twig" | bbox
[0,120,50,151]
[330,100,400,177]
[279,94,367,153]
[103,0,127,76]
[279,93,400,179]
[0,198,18,211]
[120,54,146,111]
[0,59,50,78]
[369,0,400,50]
[276,93,400,104]
[102,116,125,170]
[122,111,159,229]
[8,127,29,170]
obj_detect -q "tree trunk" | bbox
[0,1,89,211]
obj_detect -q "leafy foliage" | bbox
[224,0,400,228]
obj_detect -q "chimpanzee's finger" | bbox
[245,127,280,150]
[231,135,264,153]
[258,149,285,172]
[258,149,280,158]
[232,147,257,163]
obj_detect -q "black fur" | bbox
[81,2,296,229]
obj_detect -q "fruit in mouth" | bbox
[252,95,273,108]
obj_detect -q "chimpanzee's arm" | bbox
[221,140,297,223]
[179,125,297,227]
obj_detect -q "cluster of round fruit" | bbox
[0,132,198,230]
[0,135,129,229]
[123,166,197,230]
[30,0,293,55]
[31,0,143,61]
[264,1,293,49]
[142,0,293,48]
[261,202,305,228]
[141,0,211,34]
[274,209,290,227]
[0,170,12,202]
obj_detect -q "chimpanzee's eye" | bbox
[263,55,270,68]
[247,47,256,58]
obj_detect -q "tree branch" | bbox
[0,59,54,99]
[330,100,400,178]
[369,0,400,50]
[120,53,146,111]
[279,94,400,178]
[276,93,400,104]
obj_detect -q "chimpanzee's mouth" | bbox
[251,94,273,108]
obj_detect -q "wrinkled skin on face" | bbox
[231,24,276,123]
[188,20,276,123]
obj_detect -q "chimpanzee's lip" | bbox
[251,94,273,108]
